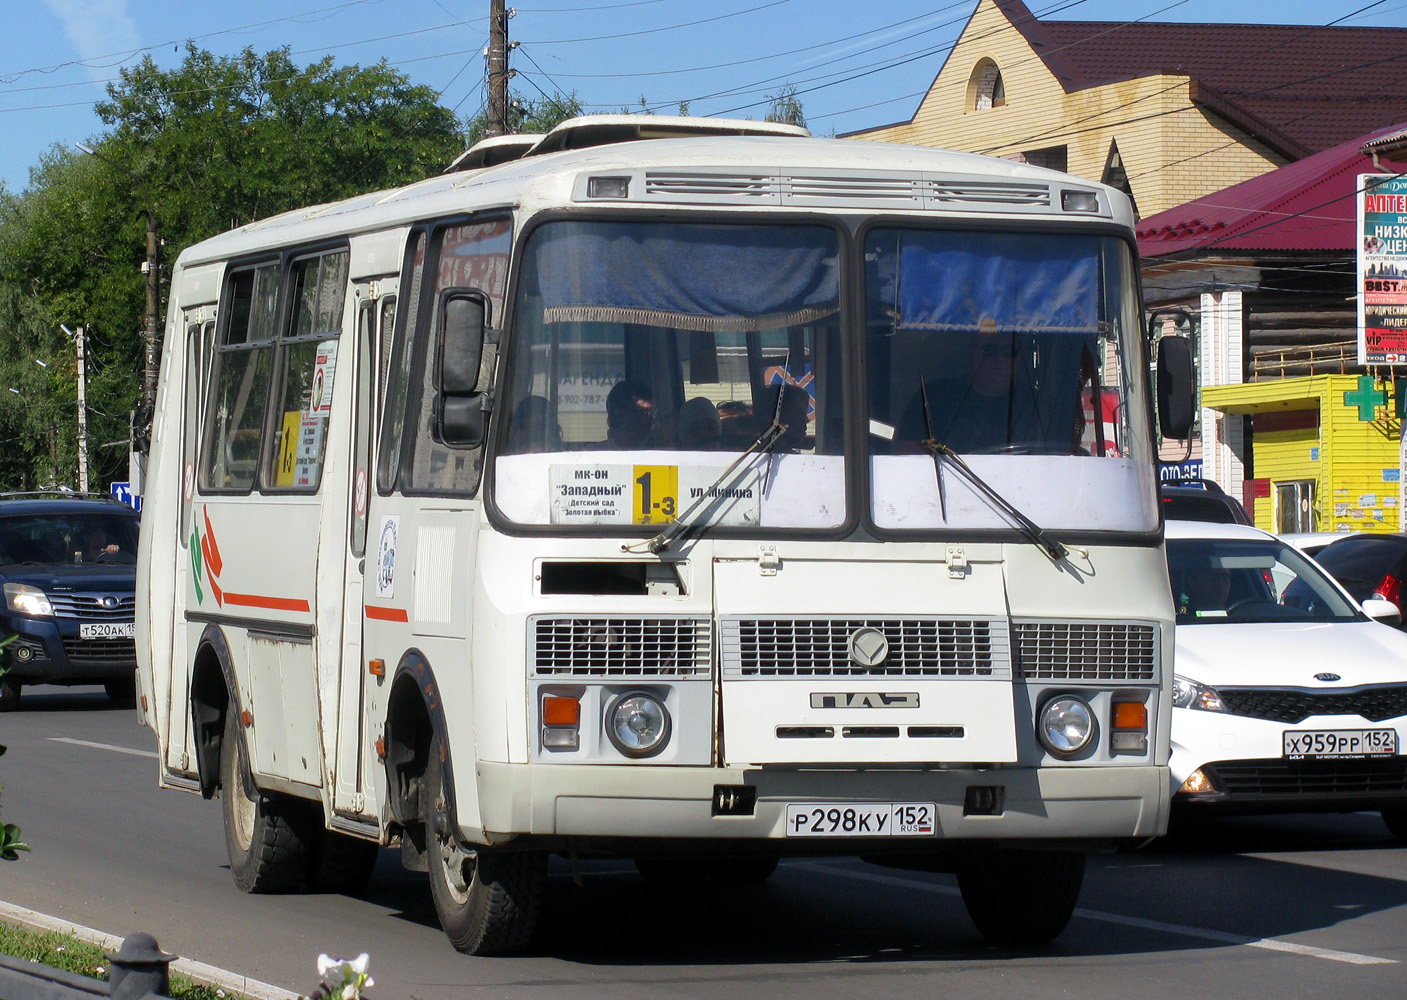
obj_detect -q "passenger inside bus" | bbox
[605,380,658,449]
[677,396,722,450]
[716,400,756,450]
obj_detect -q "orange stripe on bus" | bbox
[224,592,312,612]
[364,604,409,622]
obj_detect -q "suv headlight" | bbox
[1171,674,1227,712]
[4,582,54,617]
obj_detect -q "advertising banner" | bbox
[1359,173,1407,364]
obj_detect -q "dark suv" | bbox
[1160,479,1253,526]
[0,494,141,710]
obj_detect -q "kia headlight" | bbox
[4,582,54,617]
[1171,674,1227,712]
[1037,695,1095,758]
[606,691,671,758]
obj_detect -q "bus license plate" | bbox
[80,622,136,639]
[1283,728,1397,760]
[785,802,936,837]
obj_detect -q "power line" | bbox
[518,0,797,45]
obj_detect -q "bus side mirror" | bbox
[437,291,489,447]
[1157,335,1195,439]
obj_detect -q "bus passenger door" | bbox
[333,280,396,815]
[169,307,216,778]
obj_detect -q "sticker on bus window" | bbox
[548,463,761,526]
[310,339,338,415]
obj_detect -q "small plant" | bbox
[311,953,374,1000]
[0,633,29,861]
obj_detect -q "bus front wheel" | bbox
[956,848,1085,946]
[220,712,313,893]
[424,735,545,956]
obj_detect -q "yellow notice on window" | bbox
[276,410,301,487]
[632,465,678,524]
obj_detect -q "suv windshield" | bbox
[495,220,844,530]
[0,511,140,566]
[1167,537,1359,625]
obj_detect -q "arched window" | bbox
[969,58,1006,110]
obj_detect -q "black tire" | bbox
[0,677,20,712]
[424,735,545,955]
[104,675,136,706]
[219,712,313,893]
[309,829,380,895]
[957,849,1085,946]
[1382,807,1407,841]
[634,856,779,884]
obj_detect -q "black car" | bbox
[0,494,140,710]
[1310,531,1407,626]
[1159,479,1253,525]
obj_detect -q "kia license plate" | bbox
[1283,728,1397,760]
[80,622,136,639]
[785,802,935,837]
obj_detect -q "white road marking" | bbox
[0,901,298,1000]
[794,863,1396,966]
[46,737,157,759]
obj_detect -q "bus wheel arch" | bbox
[383,653,441,832]
[190,626,238,799]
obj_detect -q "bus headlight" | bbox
[1037,695,1095,758]
[4,583,54,617]
[606,691,671,758]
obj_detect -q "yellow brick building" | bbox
[1201,376,1402,533]
[846,0,1407,219]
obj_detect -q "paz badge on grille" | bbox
[847,627,890,667]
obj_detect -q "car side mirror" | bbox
[1157,334,1195,439]
[1362,598,1402,627]
[437,291,489,447]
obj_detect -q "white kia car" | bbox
[1166,520,1407,838]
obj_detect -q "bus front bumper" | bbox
[466,762,1169,849]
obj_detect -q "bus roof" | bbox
[172,127,1135,268]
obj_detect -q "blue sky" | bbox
[2,0,1406,194]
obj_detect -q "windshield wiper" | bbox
[639,385,792,555]
[916,376,1069,563]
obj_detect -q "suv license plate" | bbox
[785,802,936,837]
[80,622,136,639]
[1283,728,1398,760]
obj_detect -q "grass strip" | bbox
[0,922,242,1000]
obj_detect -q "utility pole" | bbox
[75,325,89,494]
[486,1,515,136]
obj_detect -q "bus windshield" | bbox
[495,220,845,530]
[865,228,1156,534]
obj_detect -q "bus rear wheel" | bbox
[956,848,1085,946]
[424,735,545,956]
[220,712,313,893]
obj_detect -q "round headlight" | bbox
[606,691,671,758]
[1038,695,1095,758]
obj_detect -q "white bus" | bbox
[137,116,1189,956]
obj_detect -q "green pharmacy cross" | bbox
[1344,376,1388,422]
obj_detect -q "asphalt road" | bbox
[2,685,1406,1000]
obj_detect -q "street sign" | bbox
[111,481,143,511]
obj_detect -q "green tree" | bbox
[765,84,806,129]
[0,46,464,490]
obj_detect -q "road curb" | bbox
[0,900,299,1000]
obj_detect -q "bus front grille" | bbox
[531,616,712,678]
[1012,621,1158,682]
[721,617,1008,677]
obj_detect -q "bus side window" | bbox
[404,218,511,495]
[378,234,425,493]
[200,264,278,492]
[263,250,350,492]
